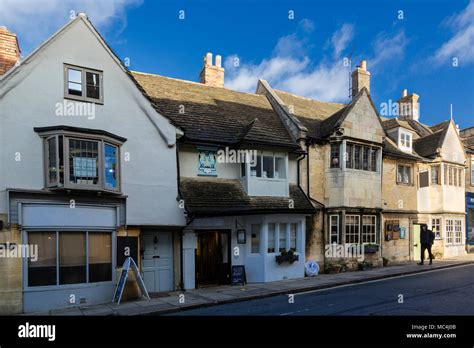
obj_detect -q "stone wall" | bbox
[0,215,23,314]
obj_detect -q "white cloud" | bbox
[0,0,142,54]
[369,30,408,71]
[225,20,352,103]
[331,24,354,58]
[433,0,474,65]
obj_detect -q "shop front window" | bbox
[27,231,113,287]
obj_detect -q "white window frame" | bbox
[249,152,287,181]
[362,215,377,244]
[454,220,462,245]
[431,218,442,239]
[289,223,297,252]
[267,223,276,254]
[64,63,104,104]
[399,130,412,151]
[345,215,360,244]
[446,220,454,245]
[278,223,288,252]
[329,215,339,244]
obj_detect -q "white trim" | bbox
[329,215,339,244]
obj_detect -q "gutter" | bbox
[176,142,185,291]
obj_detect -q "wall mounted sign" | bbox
[237,229,246,244]
[198,148,217,176]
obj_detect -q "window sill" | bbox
[64,95,104,105]
[24,279,115,292]
[47,186,122,195]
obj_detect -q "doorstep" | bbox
[35,255,474,316]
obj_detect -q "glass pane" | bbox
[28,232,57,286]
[58,135,64,184]
[354,146,361,169]
[59,232,86,284]
[86,72,99,86]
[86,85,100,99]
[251,155,261,177]
[267,223,275,253]
[290,223,297,252]
[330,144,340,168]
[279,223,287,252]
[104,144,118,189]
[275,157,286,179]
[68,82,82,96]
[89,232,112,283]
[370,149,377,171]
[47,137,57,184]
[69,139,99,185]
[68,68,82,83]
[262,155,274,178]
[346,144,353,169]
[363,147,369,170]
[330,216,338,244]
[251,224,260,253]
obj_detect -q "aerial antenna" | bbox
[347,46,355,100]
[450,103,453,121]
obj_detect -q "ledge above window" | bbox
[34,125,126,194]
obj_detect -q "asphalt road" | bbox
[171,264,474,316]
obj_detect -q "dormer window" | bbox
[399,130,412,151]
[64,64,103,103]
[35,126,126,192]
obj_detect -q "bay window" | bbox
[345,215,360,244]
[267,223,276,253]
[362,215,376,243]
[344,142,379,172]
[249,152,286,179]
[35,127,125,192]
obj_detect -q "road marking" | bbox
[294,263,474,297]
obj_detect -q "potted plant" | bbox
[364,243,379,253]
[358,260,373,271]
[275,249,299,265]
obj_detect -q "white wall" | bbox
[0,18,185,227]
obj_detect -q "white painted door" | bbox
[142,232,173,292]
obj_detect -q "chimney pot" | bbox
[205,52,212,65]
[360,60,367,71]
[215,55,222,68]
[402,89,407,97]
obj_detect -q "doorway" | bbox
[413,224,421,261]
[141,231,174,293]
[195,230,231,287]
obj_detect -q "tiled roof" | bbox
[383,137,423,161]
[180,177,316,216]
[381,118,414,132]
[132,72,297,148]
[413,122,449,158]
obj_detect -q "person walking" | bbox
[418,224,435,265]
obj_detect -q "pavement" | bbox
[175,262,474,316]
[32,254,474,316]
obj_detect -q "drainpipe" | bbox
[175,142,185,291]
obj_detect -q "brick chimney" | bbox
[351,60,370,98]
[397,89,420,121]
[199,52,224,88]
[0,26,20,76]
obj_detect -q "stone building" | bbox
[461,127,474,252]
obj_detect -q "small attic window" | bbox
[64,64,103,104]
[399,129,412,151]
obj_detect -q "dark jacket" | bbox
[420,228,435,245]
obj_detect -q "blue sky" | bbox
[1,0,473,128]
